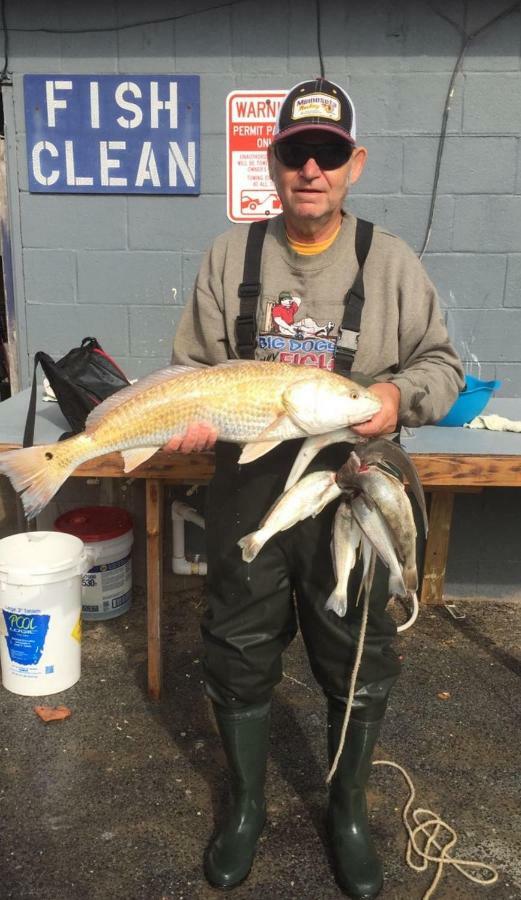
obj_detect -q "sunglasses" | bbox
[273,141,353,170]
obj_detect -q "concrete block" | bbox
[492,363,521,396]
[60,33,118,74]
[129,306,183,358]
[112,356,172,380]
[464,3,520,71]
[24,249,77,305]
[232,0,289,74]
[357,137,403,194]
[176,7,232,73]
[404,1,464,70]
[20,194,127,250]
[422,253,507,309]
[350,73,463,137]
[9,31,62,75]
[453,197,521,252]
[504,255,521,307]
[463,74,521,134]
[77,251,181,306]
[128,194,229,251]
[288,0,348,75]
[404,137,517,194]
[118,23,175,73]
[25,303,130,364]
[347,194,454,253]
[201,76,236,135]
[201,135,226,194]
[447,309,521,363]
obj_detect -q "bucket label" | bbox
[2,610,50,666]
[71,616,82,643]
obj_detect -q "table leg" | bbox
[146,478,164,700]
[420,491,455,606]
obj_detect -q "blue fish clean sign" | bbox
[24,75,200,194]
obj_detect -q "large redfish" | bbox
[0,360,380,519]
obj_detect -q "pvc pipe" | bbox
[171,502,207,576]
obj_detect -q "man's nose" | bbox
[300,156,322,178]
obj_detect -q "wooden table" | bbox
[1,392,521,700]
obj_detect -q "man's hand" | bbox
[350,382,401,438]
[163,422,218,454]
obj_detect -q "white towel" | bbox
[465,414,521,433]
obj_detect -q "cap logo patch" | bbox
[292,92,341,122]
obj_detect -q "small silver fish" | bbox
[350,494,407,598]
[345,464,418,593]
[325,501,362,617]
[238,470,342,563]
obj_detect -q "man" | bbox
[168,78,464,899]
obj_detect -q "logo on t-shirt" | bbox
[256,291,338,370]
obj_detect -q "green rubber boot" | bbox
[327,699,385,899]
[204,701,271,890]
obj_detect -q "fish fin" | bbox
[284,429,356,491]
[85,365,194,431]
[239,440,282,464]
[0,442,78,520]
[121,447,161,473]
[281,379,323,432]
[325,590,348,618]
[237,531,265,563]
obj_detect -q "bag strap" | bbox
[334,217,374,376]
[235,219,269,359]
[23,351,52,448]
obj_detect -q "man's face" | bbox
[268,130,367,231]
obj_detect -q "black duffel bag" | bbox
[23,336,131,446]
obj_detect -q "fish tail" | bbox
[325,588,347,617]
[237,530,266,563]
[0,436,86,520]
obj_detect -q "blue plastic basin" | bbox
[435,374,501,427]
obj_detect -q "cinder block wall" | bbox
[5,0,521,389]
[3,0,521,596]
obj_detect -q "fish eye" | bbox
[350,390,359,399]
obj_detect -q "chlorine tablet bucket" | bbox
[54,507,133,622]
[0,531,89,696]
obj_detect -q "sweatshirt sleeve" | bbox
[171,234,231,367]
[386,247,465,428]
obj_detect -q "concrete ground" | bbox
[1,574,520,900]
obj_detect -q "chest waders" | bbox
[203,218,400,897]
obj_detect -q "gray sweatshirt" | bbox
[172,213,465,427]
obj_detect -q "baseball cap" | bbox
[272,78,356,145]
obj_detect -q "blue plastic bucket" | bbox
[436,375,501,427]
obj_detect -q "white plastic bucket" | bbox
[0,531,89,696]
[54,507,133,622]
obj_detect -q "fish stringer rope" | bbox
[372,759,498,899]
[325,583,498,897]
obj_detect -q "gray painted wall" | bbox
[4,0,521,390]
[2,0,521,597]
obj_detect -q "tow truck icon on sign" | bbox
[241,190,282,216]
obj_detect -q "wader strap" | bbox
[334,217,374,376]
[235,219,269,359]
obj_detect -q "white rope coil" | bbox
[372,759,499,899]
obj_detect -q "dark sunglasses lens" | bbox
[275,142,351,170]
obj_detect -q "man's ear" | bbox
[347,146,368,186]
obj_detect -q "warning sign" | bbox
[226,90,286,223]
